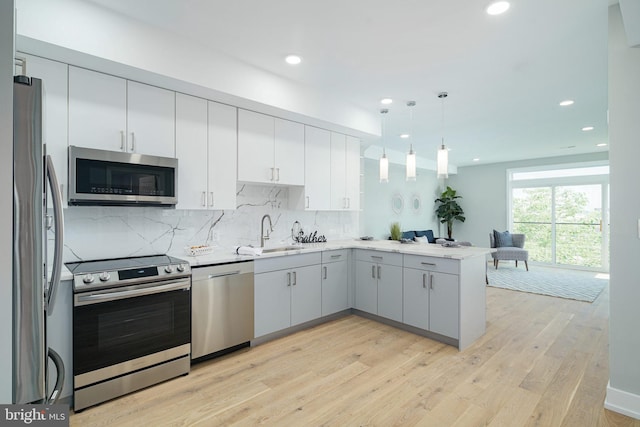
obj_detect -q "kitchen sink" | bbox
[262,246,306,253]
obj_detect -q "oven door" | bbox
[73,279,190,382]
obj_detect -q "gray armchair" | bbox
[489,232,529,270]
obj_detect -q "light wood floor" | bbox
[70,284,640,426]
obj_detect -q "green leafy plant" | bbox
[390,222,402,241]
[435,186,466,239]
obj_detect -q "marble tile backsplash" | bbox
[60,184,359,262]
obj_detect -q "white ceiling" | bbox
[84,0,609,167]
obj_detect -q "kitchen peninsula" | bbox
[181,240,493,351]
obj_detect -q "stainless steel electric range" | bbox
[67,255,191,411]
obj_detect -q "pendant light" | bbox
[437,92,449,179]
[406,101,417,181]
[379,108,389,183]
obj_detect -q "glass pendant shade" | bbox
[379,152,389,183]
[406,145,416,181]
[437,143,448,179]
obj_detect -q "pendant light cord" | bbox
[439,92,448,149]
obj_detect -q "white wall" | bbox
[606,4,640,419]
[361,159,441,240]
[446,152,608,248]
[0,0,15,404]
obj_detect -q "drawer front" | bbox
[355,249,403,267]
[322,249,349,264]
[254,252,322,273]
[403,254,459,275]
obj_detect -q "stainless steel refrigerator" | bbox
[13,75,65,404]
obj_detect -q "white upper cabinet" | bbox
[237,109,274,183]
[69,66,127,152]
[330,132,347,210]
[21,54,69,208]
[126,81,175,158]
[175,93,208,210]
[290,126,331,210]
[237,109,304,185]
[207,101,237,210]
[176,95,237,210]
[69,66,175,157]
[345,136,361,211]
[274,118,304,186]
[330,132,360,211]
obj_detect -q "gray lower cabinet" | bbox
[254,253,321,338]
[429,271,459,339]
[403,255,460,339]
[402,267,430,330]
[354,250,403,322]
[321,250,349,316]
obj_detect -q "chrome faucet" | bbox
[260,214,273,247]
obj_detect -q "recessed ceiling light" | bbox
[559,100,575,106]
[596,143,608,147]
[472,158,480,162]
[380,98,393,105]
[285,55,302,65]
[582,126,595,131]
[486,1,510,15]
[400,134,410,139]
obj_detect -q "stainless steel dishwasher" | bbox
[191,261,254,360]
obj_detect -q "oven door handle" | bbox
[74,280,190,306]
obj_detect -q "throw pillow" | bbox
[415,230,435,243]
[414,235,429,244]
[402,231,417,240]
[493,229,513,247]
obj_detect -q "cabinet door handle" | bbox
[292,271,297,286]
[287,272,291,286]
[305,196,310,209]
[430,274,434,290]
[130,132,135,151]
[371,265,375,279]
[377,266,381,279]
[371,255,383,260]
[421,262,436,267]
[422,273,426,288]
[330,254,341,259]
[120,130,125,151]
[323,266,327,280]
[201,191,206,207]
[209,192,214,207]
[270,167,275,181]
[276,167,280,182]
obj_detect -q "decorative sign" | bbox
[293,229,327,244]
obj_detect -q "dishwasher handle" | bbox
[208,271,241,279]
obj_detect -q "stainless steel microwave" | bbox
[68,146,178,206]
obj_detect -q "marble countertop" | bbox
[58,240,495,281]
[173,239,495,268]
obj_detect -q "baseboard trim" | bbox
[605,381,640,420]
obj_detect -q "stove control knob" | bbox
[99,272,111,282]
[164,265,174,273]
[176,264,186,273]
[82,274,95,284]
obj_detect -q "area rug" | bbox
[487,264,608,302]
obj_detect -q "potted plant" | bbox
[389,222,402,241]
[434,186,465,240]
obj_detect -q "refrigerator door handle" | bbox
[46,348,65,404]
[45,155,64,316]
